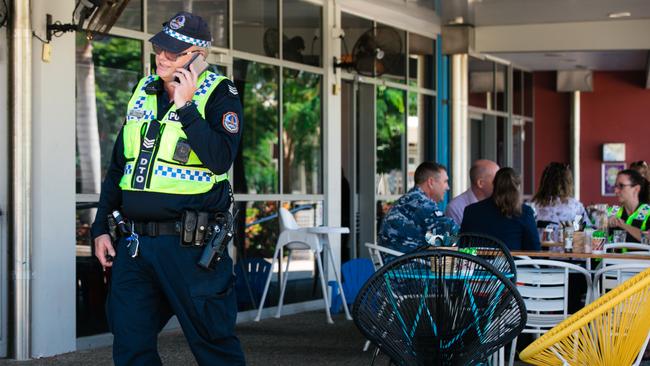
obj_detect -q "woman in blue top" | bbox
[461,167,541,251]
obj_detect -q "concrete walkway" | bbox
[0,311,378,365]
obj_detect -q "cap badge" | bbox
[169,15,185,30]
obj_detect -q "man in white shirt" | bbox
[445,159,499,225]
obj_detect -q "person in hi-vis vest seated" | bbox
[90,11,245,366]
[607,169,650,243]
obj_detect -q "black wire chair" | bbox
[456,232,517,282]
[353,250,527,366]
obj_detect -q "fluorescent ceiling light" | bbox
[608,12,631,18]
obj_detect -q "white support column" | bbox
[29,0,77,357]
[450,54,469,197]
[323,0,342,278]
[571,91,580,201]
[10,0,33,360]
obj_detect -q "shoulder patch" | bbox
[222,112,240,133]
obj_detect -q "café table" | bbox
[510,250,650,261]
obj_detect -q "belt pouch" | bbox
[194,212,209,246]
[107,214,119,242]
[181,210,197,246]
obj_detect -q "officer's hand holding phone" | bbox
[172,53,209,108]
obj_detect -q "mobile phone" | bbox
[174,53,210,82]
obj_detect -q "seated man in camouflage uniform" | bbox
[379,162,459,259]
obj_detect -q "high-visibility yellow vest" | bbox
[119,72,229,195]
[612,203,650,231]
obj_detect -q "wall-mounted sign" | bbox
[602,143,626,162]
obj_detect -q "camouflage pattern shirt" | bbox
[379,186,459,256]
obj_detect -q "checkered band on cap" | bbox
[163,27,211,48]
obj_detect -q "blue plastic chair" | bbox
[329,258,375,314]
[235,257,272,308]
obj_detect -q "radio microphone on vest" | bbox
[145,79,163,95]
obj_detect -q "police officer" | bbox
[379,162,459,258]
[91,11,245,365]
[607,169,650,242]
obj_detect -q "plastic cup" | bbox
[592,237,605,254]
[612,229,626,243]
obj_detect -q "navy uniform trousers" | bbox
[107,235,246,366]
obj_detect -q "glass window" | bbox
[76,205,110,337]
[114,0,142,31]
[513,123,524,179]
[408,33,435,90]
[524,121,534,195]
[407,93,434,187]
[282,68,322,194]
[75,34,142,194]
[496,116,508,168]
[341,12,373,72]
[377,23,406,84]
[233,60,279,194]
[470,114,507,167]
[513,69,523,115]
[468,57,494,110]
[524,71,534,117]
[495,63,507,112]
[148,0,229,48]
[376,86,405,195]
[233,0,278,56]
[283,0,322,67]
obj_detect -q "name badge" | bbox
[128,109,145,118]
[168,111,180,122]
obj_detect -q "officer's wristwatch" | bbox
[177,100,194,112]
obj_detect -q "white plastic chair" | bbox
[593,263,650,366]
[597,242,650,269]
[593,262,650,298]
[254,207,349,324]
[508,259,593,366]
[364,242,404,270]
[361,243,404,352]
[604,242,650,253]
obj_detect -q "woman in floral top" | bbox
[531,162,589,225]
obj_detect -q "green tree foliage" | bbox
[282,69,321,194]
[238,61,279,194]
[376,86,405,174]
[85,35,142,175]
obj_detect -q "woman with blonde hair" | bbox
[461,168,540,250]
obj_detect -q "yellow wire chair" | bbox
[519,267,650,366]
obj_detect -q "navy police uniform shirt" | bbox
[379,186,459,255]
[91,77,243,239]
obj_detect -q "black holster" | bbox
[197,212,234,270]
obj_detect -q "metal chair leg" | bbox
[315,251,334,323]
[255,243,282,321]
[275,249,293,318]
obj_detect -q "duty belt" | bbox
[132,221,181,237]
